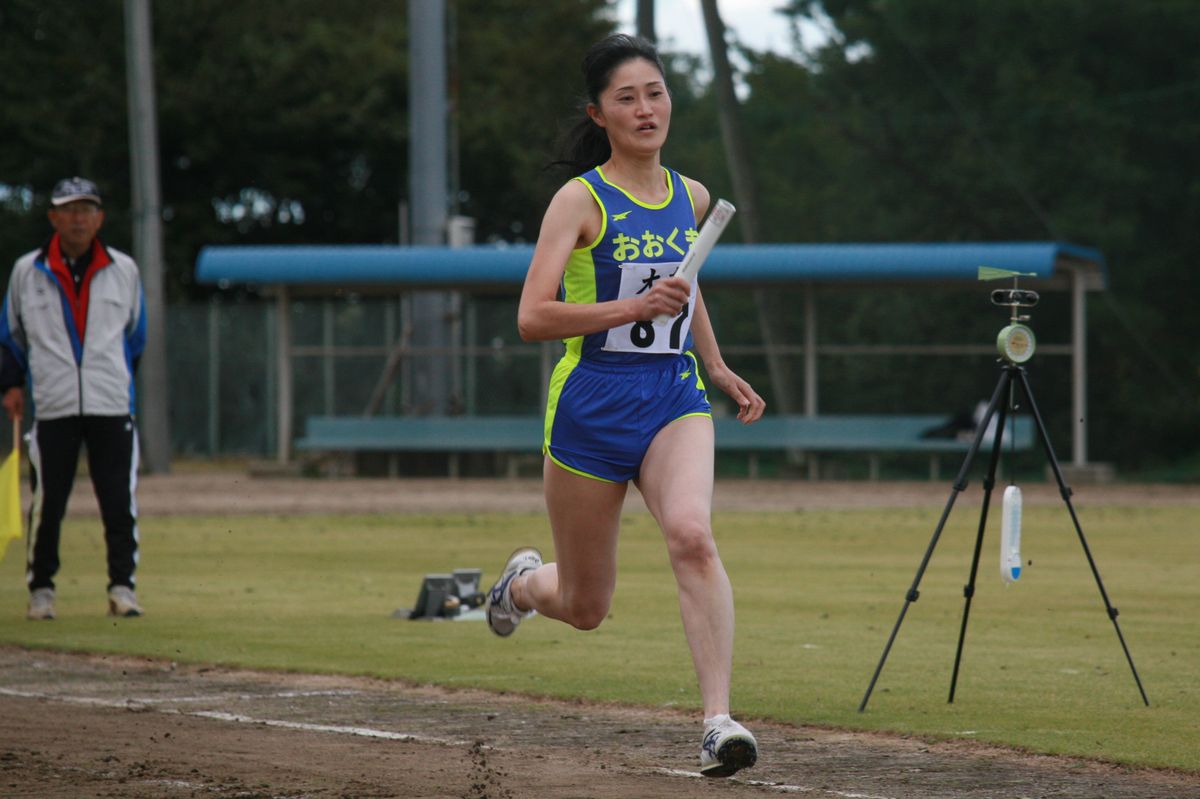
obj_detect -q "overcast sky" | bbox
[612,0,827,57]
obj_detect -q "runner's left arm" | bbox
[690,290,765,424]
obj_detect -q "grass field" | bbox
[0,501,1196,772]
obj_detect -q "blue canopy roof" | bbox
[195,241,1105,289]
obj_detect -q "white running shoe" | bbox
[485,547,542,637]
[26,588,56,621]
[107,586,144,617]
[700,714,758,778]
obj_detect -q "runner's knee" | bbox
[561,591,611,631]
[664,518,718,571]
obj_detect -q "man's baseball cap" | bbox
[51,176,102,207]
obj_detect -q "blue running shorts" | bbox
[543,351,712,483]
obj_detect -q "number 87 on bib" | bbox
[602,261,696,354]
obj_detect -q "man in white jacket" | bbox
[0,177,147,620]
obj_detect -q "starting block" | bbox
[395,568,485,620]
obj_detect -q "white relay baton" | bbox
[652,199,737,325]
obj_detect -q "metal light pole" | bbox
[408,0,456,415]
[124,0,171,473]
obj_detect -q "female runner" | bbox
[485,33,765,778]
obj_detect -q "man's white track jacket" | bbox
[0,245,147,419]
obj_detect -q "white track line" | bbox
[0,686,357,704]
[4,686,895,795]
[656,767,897,798]
[0,687,470,746]
[100,689,361,704]
[142,778,299,798]
[189,710,470,745]
[1,687,139,708]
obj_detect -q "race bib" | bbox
[602,260,696,354]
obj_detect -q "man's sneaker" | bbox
[700,714,758,778]
[485,547,542,637]
[108,586,144,617]
[26,588,56,621]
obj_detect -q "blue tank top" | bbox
[561,166,700,365]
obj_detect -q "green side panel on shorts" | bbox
[685,350,706,392]
[668,352,711,427]
[670,411,713,425]
[543,351,580,458]
[543,351,619,482]
[547,450,619,483]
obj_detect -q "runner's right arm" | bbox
[518,180,689,342]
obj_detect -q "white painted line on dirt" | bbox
[270,689,361,698]
[111,689,361,704]
[142,778,221,793]
[738,779,897,799]
[1,687,470,747]
[655,767,897,798]
[0,687,138,708]
[189,710,471,746]
[143,777,298,798]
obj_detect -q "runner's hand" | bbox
[707,364,765,423]
[638,276,690,321]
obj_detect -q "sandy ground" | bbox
[2,647,1198,799]
[1,472,1191,797]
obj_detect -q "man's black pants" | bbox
[26,415,139,592]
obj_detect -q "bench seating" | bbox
[712,414,1034,479]
[297,415,544,453]
[297,413,1034,480]
[295,415,543,477]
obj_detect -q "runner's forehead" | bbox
[605,59,665,93]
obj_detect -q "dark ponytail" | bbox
[551,34,667,176]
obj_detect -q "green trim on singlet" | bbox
[561,178,607,359]
[595,165,675,210]
[572,176,609,250]
[562,250,595,359]
[680,176,697,217]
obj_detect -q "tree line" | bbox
[0,0,1195,472]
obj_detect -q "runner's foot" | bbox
[485,547,542,637]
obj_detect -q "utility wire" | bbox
[872,6,1061,240]
[1098,292,1193,401]
[797,6,1192,407]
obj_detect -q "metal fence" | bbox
[161,286,1077,460]
[165,293,548,456]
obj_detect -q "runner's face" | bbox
[589,57,671,157]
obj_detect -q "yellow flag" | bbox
[0,445,21,562]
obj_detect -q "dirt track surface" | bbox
[17,473,1197,797]
[62,472,1200,517]
[2,647,1198,799]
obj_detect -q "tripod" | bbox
[858,361,1149,712]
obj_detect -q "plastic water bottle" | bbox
[1000,485,1023,583]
